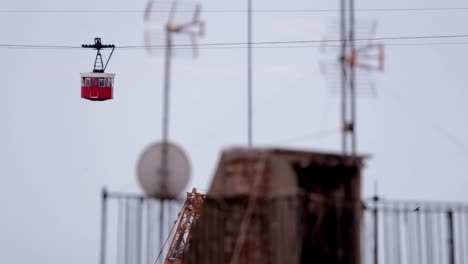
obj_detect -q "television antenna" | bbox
[144,0,204,56]
[140,2,204,263]
[320,10,384,155]
[142,0,204,198]
[321,20,383,96]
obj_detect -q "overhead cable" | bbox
[1,34,468,51]
[2,7,468,14]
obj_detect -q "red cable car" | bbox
[81,38,116,101]
[80,72,115,101]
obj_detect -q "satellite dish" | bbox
[137,142,191,198]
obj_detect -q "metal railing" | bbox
[100,190,184,264]
[362,198,468,264]
[100,190,468,264]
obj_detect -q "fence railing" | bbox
[100,190,184,264]
[362,198,468,264]
[100,190,468,264]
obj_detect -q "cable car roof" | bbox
[80,72,115,78]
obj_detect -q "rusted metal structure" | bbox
[185,147,366,264]
[164,189,205,264]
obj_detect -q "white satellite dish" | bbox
[137,141,191,198]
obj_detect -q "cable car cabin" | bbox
[80,73,115,101]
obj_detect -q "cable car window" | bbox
[85,78,91,87]
[99,78,105,87]
[81,78,84,86]
[107,78,113,87]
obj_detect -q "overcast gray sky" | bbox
[3,0,468,263]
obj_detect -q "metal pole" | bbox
[447,211,455,264]
[426,212,433,264]
[247,0,253,147]
[349,0,356,155]
[407,210,413,264]
[460,212,465,264]
[383,210,390,264]
[159,200,165,264]
[100,188,108,264]
[435,212,442,264]
[146,200,153,264]
[373,197,378,264]
[125,200,130,264]
[416,212,422,264]
[160,25,172,259]
[117,199,123,264]
[136,198,143,264]
[161,27,172,197]
[395,210,401,264]
[340,0,348,154]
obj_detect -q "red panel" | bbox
[81,86,113,101]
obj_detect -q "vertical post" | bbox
[161,27,172,198]
[100,188,108,264]
[435,212,442,264]
[407,210,414,264]
[339,0,348,154]
[383,210,390,264]
[136,198,143,264]
[147,200,153,264]
[349,0,356,155]
[247,0,253,147]
[426,213,433,264]
[447,211,455,264]
[125,200,130,264]
[373,196,378,264]
[395,210,402,264]
[459,212,465,264]
[416,212,422,264]
[159,200,165,264]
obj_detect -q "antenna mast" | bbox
[247,0,253,147]
[161,1,203,198]
[143,3,204,263]
[144,0,204,198]
[339,0,349,155]
[337,0,384,155]
[339,0,357,155]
